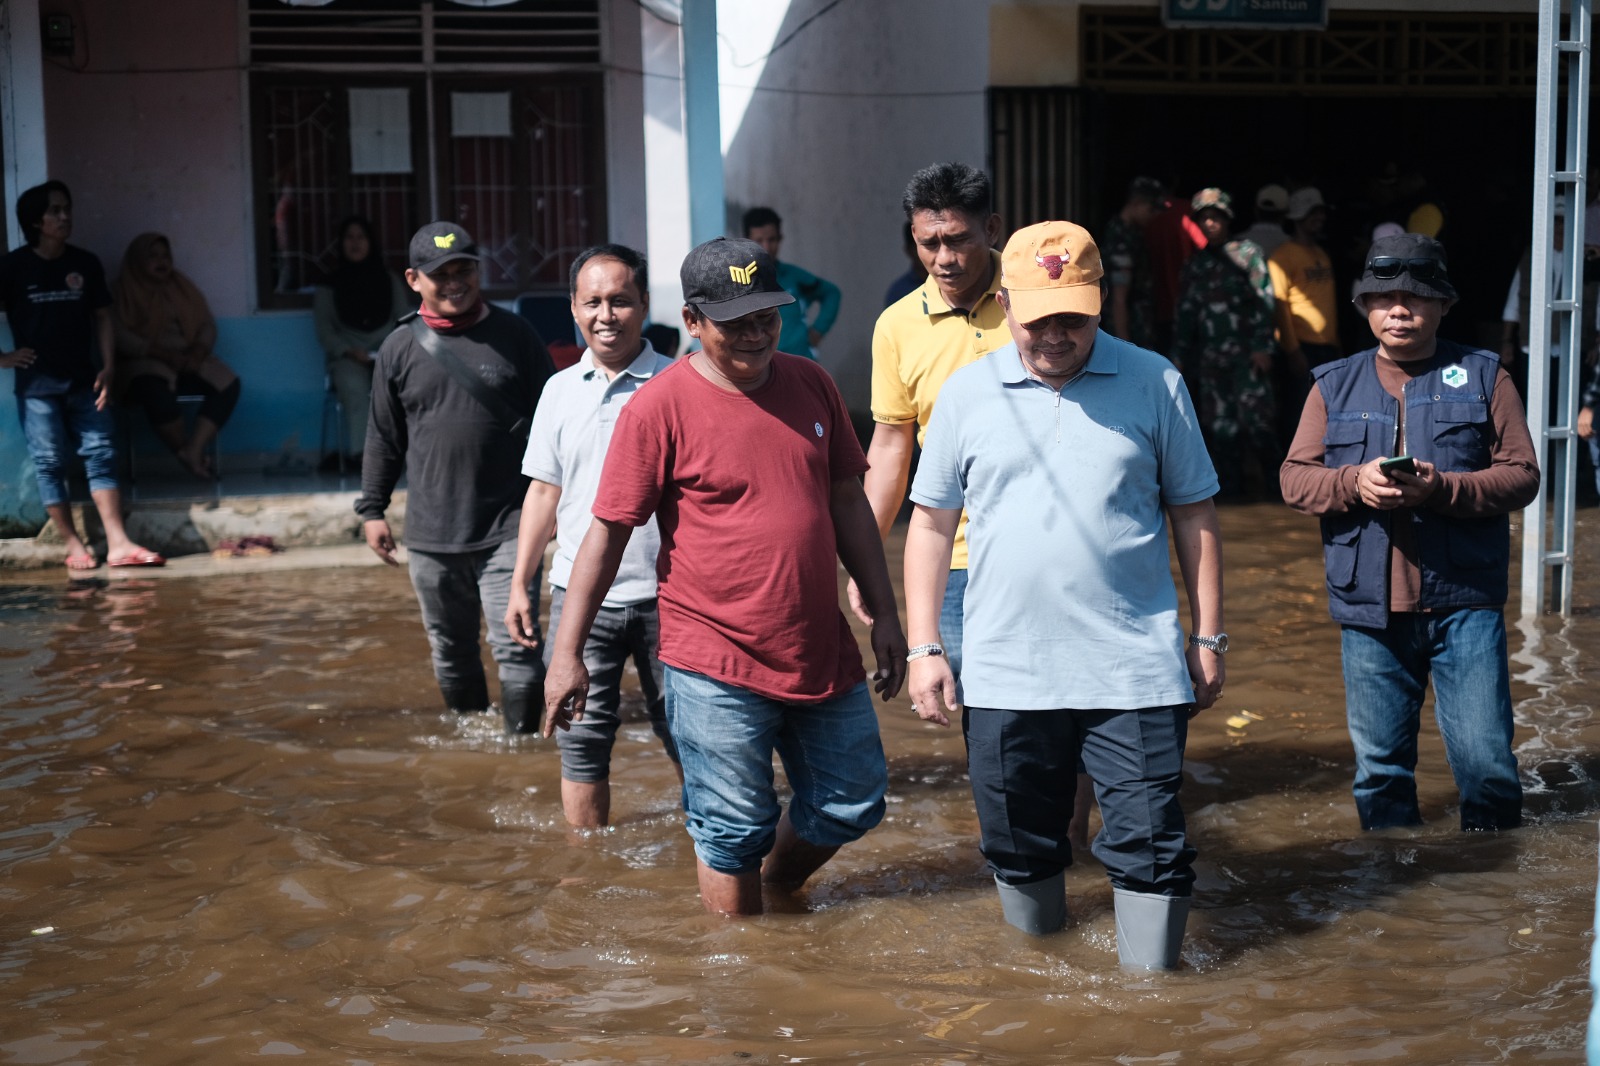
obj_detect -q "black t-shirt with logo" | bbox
[0,244,112,397]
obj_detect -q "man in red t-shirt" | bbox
[544,237,907,916]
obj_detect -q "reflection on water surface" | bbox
[1,506,1596,1063]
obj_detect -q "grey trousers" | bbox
[407,539,543,710]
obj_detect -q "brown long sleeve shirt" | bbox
[1281,351,1541,612]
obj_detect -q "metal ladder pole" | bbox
[1523,0,1593,617]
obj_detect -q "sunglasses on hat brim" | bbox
[1366,256,1447,282]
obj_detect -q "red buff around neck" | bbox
[418,299,485,334]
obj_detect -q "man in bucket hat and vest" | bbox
[903,220,1225,970]
[543,236,907,916]
[1281,233,1539,833]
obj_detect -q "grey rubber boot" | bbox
[440,681,490,714]
[994,872,1067,935]
[500,681,545,735]
[1112,888,1190,971]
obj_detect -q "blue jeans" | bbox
[407,540,544,710]
[1340,609,1522,831]
[1591,846,1600,1066]
[662,666,888,875]
[18,390,120,507]
[1587,434,1600,499]
[544,587,677,781]
[964,705,1195,895]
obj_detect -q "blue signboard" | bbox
[1164,0,1327,30]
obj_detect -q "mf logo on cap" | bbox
[730,260,758,285]
[434,233,457,249]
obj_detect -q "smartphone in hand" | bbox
[1379,455,1417,477]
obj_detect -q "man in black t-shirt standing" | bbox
[0,180,162,569]
[355,222,556,733]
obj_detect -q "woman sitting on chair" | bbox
[113,232,239,480]
[313,215,411,470]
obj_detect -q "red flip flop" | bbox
[109,549,166,568]
[65,552,99,571]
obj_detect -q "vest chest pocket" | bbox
[1429,400,1490,470]
[1322,418,1370,469]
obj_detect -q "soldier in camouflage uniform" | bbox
[1174,187,1279,498]
[1100,176,1167,351]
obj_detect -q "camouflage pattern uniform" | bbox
[1173,237,1278,495]
[1100,213,1157,351]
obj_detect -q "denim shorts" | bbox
[544,586,677,782]
[662,666,888,875]
[18,389,120,507]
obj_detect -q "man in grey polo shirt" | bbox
[903,220,1226,971]
[505,243,680,827]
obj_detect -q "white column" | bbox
[0,0,50,250]
[641,3,692,322]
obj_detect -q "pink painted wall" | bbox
[41,0,251,315]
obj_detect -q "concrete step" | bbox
[0,490,408,571]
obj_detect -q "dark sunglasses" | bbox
[1366,256,1447,282]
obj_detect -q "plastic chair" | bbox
[515,292,579,346]
[318,373,347,476]
[124,394,220,499]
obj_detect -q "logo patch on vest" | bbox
[814,421,824,438]
[1442,365,1468,389]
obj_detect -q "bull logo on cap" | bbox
[434,233,457,249]
[1035,252,1068,280]
[729,260,758,285]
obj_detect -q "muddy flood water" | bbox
[3,504,1599,1064]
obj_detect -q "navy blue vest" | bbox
[1313,340,1509,627]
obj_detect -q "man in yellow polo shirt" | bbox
[853,162,1004,663]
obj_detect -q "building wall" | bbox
[718,0,992,413]
[1,0,656,493]
[42,0,249,315]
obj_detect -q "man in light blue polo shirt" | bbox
[903,220,1226,971]
[505,243,680,828]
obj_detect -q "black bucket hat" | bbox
[1353,233,1458,303]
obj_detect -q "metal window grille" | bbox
[988,88,1085,233]
[1081,8,1541,95]
[247,0,600,67]
[247,0,604,308]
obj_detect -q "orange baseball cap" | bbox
[999,221,1103,323]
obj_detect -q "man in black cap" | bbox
[543,236,907,916]
[356,221,556,732]
[1281,233,1539,833]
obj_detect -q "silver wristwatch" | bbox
[1188,633,1229,654]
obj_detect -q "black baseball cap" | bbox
[680,236,794,322]
[409,221,480,274]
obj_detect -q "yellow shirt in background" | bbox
[1269,240,1340,348]
[870,250,1008,569]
